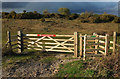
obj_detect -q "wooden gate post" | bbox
[80,34,83,58]
[18,31,23,53]
[83,34,87,60]
[95,35,99,54]
[105,34,109,56]
[7,31,12,51]
[113,32,117,55]
[74,32,78,57]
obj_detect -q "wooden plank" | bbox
[7,31,12,52]
[105,34,109,56]
[83,34,87,60]
[99,35,105,38]
[28,38,74,41]
[99,40,105,43]
[86,43,103,45]
[80,34,83,57]
[18,31,24,53]
[74,32,78,57]
[87,40,95,42]
[28,42,74,46]
[47,49,74,52]
[95,35,99,54]
[99,50,105,55]
[110,41,113,44]
[27,48,73,53]
[99,45,105,50]
[28,45,74,50]
[113,32,116,54]
[86,52,95,54]
[110,47,113,49]
[87,37,104,40]
[25,34,74,37]
[86,48,101,51]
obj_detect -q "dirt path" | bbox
[2,53,81,77]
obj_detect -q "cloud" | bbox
[1,0,120,2]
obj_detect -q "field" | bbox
[2,18,120,77]
[2,18,119,43]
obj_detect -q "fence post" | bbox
[113,32,117,55]
[80,34,83,58]
[7,31,12,51]
[83,34,87,60]
[105,34,109,56]
[18,31,23,53]
[74,32,78,57]
[95,35,99,54]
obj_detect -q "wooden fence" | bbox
[3,31,119,59]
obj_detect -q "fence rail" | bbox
[3,31,120,60]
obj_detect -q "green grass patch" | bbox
[55,60,95,77]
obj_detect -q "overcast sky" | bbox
[1,0,120,2]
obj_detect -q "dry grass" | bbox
[2,18,119,44]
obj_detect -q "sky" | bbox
[1,0,120,2]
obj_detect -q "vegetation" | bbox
[58,8,71,15]
[2,8,120,23]
[55,53,120,77]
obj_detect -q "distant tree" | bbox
[9,11,16,19]
[58,8,71,15]
[2,12,9,18]
[23,10,26,13]
[80,11,93,18]
[33,11,38,14]
[103,12,107,15]
[43,9,49,15]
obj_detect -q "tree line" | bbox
[2,8,120,23]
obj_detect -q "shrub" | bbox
[80,11,93,19]
[58,8,71,15]
[40,18,45,22]
[112,17,120,23]
[100,14,116,23]
[43,9,49,15]
[68,13,79,20]
[8,11,16,19]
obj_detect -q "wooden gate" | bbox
[23,32,78,57]
[82,34,109,60]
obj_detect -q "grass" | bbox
[2,50,57,68]
[55,53,120,77]
[40,56,57,63]
[55,60,96,77]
